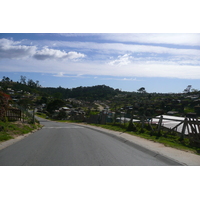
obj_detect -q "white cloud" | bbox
[34,40,200,58]
[94,76,138,81]
[57,33,200,46]
[1,57,200,80]
[1,36,200,81]
[54,72,65,77]
[108,54,132,66]
[33,47,85,60]
[100,33,200,46]
[53,72,85,78]
[0,38,86,61]
[0,38,36,59]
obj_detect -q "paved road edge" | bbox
[0,127,43,151]
[75,123,186,166]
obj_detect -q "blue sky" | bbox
[1,33,200,93]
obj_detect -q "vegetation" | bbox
[46,99,67,114]
[38,85,121,101]
[0,119,41,142]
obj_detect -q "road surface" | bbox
[0,117,182,166]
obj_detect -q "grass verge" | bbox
[0,120,41,142]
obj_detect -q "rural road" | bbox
[0,117,198,166]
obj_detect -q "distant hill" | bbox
[0,76,123,101]
[39,85,122,101]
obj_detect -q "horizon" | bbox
[1,33,200,93]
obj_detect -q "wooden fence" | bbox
[115,114,200,145]
[144,115,200,145]
[159,116,200,144]
[6,108,21,121]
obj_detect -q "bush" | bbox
[56,110,67,120]
[126,121,137,131]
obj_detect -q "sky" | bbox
[0,33,200,93]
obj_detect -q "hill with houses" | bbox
[1,75,200,122]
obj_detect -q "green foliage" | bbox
[56,110,67,120]
[0,132,13,141]
[0,120,41,142]
[127,121,137,131]
[36,112,47,119]
[39,85,121,101]
[137,87,146,93]
[53,92,63,99]
[18,98,33,109]
[46,99,66,114]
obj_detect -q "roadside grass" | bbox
[0,120,41,142]
[36,112,47,119]
[36,112,83,123]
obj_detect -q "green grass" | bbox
[184,107,194,113]
[91,123,127,132]
[36,112,47,119]
[0,120,41,142]
[0,133,13,141]
[36,113,84,123]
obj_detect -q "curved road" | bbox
[0,117,182,166]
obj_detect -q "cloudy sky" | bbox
[0,33,200,93]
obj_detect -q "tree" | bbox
[137,87,146,93]
[35,80,40,88]
[183,85,192,93]
[18,98,33,109]
[53,92,62,99]
[20,75,26,85]
[191,88,199,94]
[40,96,48,104]
[56,110,67,120]
[27,79,35,87]
[0,91,11,120]
[46,99,66,114]
[2,76,11,83]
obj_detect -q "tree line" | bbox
[0,76,124,101]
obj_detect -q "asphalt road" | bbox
[0,117,182,166]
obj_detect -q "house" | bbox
[59,107,71,113]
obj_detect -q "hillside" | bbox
[39,85,122,101]
[0,76,123,101]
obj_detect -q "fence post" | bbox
[157,115,163,132]
[180,117,187,140]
